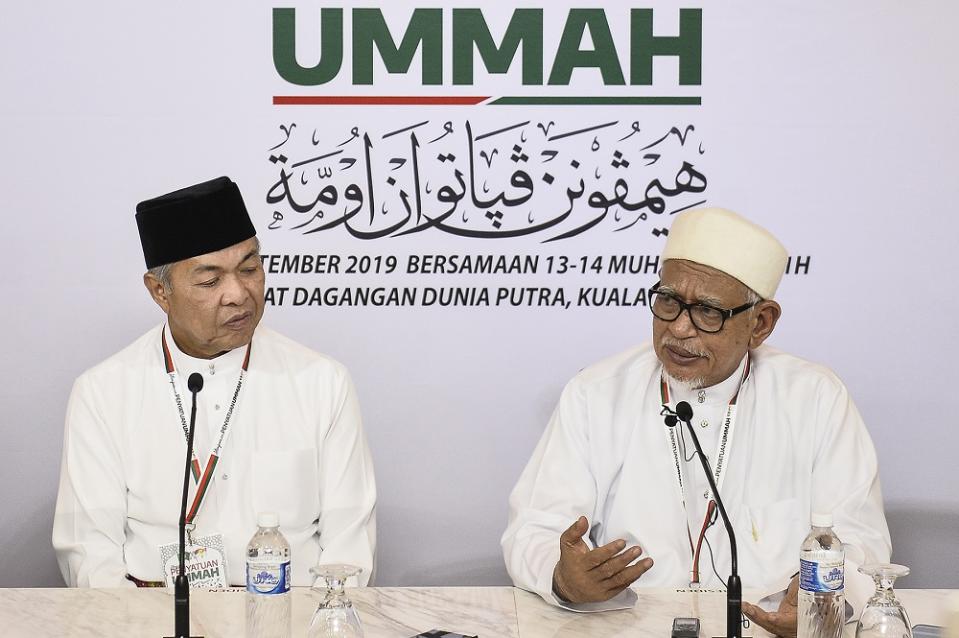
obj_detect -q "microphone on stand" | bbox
[665,400,742,638]
[169,372,204,638]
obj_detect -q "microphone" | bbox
[673,400,742,638]
[188,372,204,394]
[675,401,693,423]
[170,373,204,638]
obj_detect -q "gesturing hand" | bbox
[551,516,654,604]
[742,574,800,637]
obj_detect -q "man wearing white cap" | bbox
[501,208,890,632]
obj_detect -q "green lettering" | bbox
[452,9,543,85]
[549,9,625,86]
[630,9,702,85]
[352,9,442,85]
[272,8,343,86]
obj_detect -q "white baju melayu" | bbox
[502,343,890,610]
[53,324,376,588]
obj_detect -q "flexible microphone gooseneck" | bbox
[666,400,742,638]
[169,372,204,638]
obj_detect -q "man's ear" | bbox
[749,300,782,349]
[143,272,171,314]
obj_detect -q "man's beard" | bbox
[665,371,707,391]
[660,337,709,389]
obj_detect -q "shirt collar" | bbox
[668,353,749,407]
[163,324,247,379]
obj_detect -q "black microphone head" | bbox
[664,415,678,428]
[676,401,693,422]
[187,372,204,393]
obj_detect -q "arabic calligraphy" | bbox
[266,119,707,241]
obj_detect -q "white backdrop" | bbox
[1,1,957,588]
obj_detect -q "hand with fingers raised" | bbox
[551,516,654,603]
[742,574,800,637]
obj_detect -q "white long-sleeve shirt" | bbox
[502,343,890,608]
[53,323,376,587]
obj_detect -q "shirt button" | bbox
[700,419,709,428]
[214,404,221,411]
[697,391,706,404]
[222,474,229,481]
[703,491,710,499]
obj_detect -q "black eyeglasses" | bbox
[648,282,758,333]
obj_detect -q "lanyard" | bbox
[660,355,750,584]
[161,329,251,525]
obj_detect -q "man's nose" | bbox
[220,274,249,305]
[668,308,699,338]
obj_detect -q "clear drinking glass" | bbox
[307,564,365,638]
[855,564,912,638]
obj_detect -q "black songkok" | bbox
[135,176,257,269]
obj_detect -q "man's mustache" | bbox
[660,337,709,358]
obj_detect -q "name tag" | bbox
[159,532,229,589]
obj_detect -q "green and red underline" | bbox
[273,95,701,106]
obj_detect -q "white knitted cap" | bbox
[662,207,788,299]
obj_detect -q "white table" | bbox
[0,586,952,637]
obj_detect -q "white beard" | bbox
[665,371,707,391]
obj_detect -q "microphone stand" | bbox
[168,373,204,638]
[669,402,742,638]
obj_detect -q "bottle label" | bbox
[246,560,291,595]
[800,558,844,593]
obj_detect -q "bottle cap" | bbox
[811,512,832,527]
[257,511,279,528]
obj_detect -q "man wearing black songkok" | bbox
[53,177,376,588]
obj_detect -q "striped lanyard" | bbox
[660,355,750,584]
[161,329,251,525]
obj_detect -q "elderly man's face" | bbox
[652,259,780,388]
[144,237,265,358]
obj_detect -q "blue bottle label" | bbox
[246,561,291,595]
[800,558,844,593]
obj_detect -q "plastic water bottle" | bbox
[246,512,291,638]
[798,513,845,638]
